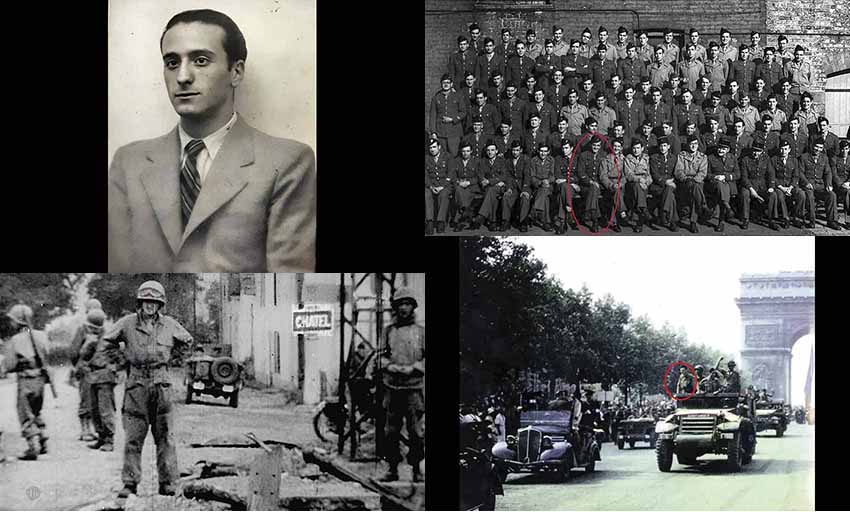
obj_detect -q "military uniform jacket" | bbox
[781,131,807,160]
[589,57,617,88]
[648,62,674,89]
[469,103,502,135]
[560,103,589,137]
[478,157,508,186]
[752,130,780,155]
[703,105,732,129]
[756,60,784,89]
[528,155,555,189]
[617,58,646,86]
[760,108,787,132]
[784,60,813,91]
[739,153,773,190]
[103,313,193,385]
[546,82,569,108]
[675,151,708,182]
[769,155,800,188]
[731,59,757,90]
[499,96,527,135]
[701,131,723,155]
[750,88,771,111]
[624,154,651,188]
[576,151,604,186]
[833,154,850,188]
[523,128,547,155]
[487,84,507,105]
[599,154,621,189]
[661,43,680,66]
[496,41,515,59]
[2,329,49,378]
[534,53,562,82]
[547,130,575,152]
[379,319,425,390]
[523,101,558,134]
[809,131,840,166]
[730,132,754,160]
[448,49,473,87]
[708,153,740,184]
[494,132,521,157]
[449,157,481,190]
[703,58,729,92]
[425,152,451,188]
[588,106,617,135]
[505,154,531,193]
[428,90,467,138]
[461,131,488,159]
[677,60,705,91]
[717,45,738,66]
[562,54,589,89]
[732,106,761,134]
[616,100,645,137]
[506,54,536,88]
[798,153,831,189]
[650,152,677,186]
[476,53,506,90]
[82,333,124,384]
[776,93,799,121]
[673,103,704,134]
[636,44,654,65]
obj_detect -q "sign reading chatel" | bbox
[292,304,334,337]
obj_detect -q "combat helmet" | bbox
[86,298,102,311]
[391,287,418,308]
[137,280,166,306]
[86,309,106,329]
[6,304,33,327]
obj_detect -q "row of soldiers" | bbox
[676,360,742,395]
[426,128,850,234]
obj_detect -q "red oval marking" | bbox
[663,361,699,401]
[566,130,622,236]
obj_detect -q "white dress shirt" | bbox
[178,112,238,184]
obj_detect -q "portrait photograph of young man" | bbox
[108,1,316,272]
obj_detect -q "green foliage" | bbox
[88,274,199,329]
[461,239,735,405]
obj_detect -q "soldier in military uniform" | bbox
[2,304,52,460]
[103,281,193,498]
[693,365,706,393]
[739,141,778,229]
[80,309,121,452]
[425,138,451,234]
[706,138,739,232]
[649,136,679,231]
[676,367,690,395]
[624,139,653,231]
[378,288,425,483]
[70,298,103,442]
[675,135,710,233]
[798,138,840,230]
[722,361,741,394]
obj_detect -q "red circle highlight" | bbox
[663,361,700,401]
[565,131,623,236]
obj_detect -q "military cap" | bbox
[687,134,700,143]
[739,90,750,99]
[590,135,603,144]
[733,116,745,125]
[428,138,440,147]
[506,81,517,89]
[752,140,765,151]
[491,69,503,78]
[552,25,563,33]
[817,116,829,125]
[631,137,645,147]
[595,91,607,99]
[778,34,788,42]
[537,141,548,150]
[658,136,670,145]
[500,118,512,126]
[779,138,791,147]
[567,87,578,96]
[655,45,665,52]
[839,139,850,149]
[720,27,731,35]
[457,35,468,44]
[718,137,730,148]
[599,26,608,33]
[581,27,592,35]
[526,28,536,36]
[597,43,608,51]
[795,45,805,52]
[641,76,651,83]
[641,119,653,127]
[483,37,495,45]
[688,27,698,35]
[706,114,719,123]
[528,110,541,119]
[626,42,636,50]
[510,139,523,149]
[501,28,511,35]
[664,27,673,34]
[469,23,480,31]
[472,114,484,123]
[464,69,476,78]
[561,137,573,147]
[440,73,452,82]
[618,26,628,34]
[708,41,719,49]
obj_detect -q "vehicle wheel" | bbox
[480,481,497,511]
[656,440,673,472]
[617,438,624,450]
[210,357,240,385]
[586,450,596,473]
[727,435,742,472]
[776,426,784,437]
[677,454,696,466]
[628,440,635,449]
[496,465,508,484]
[229,390,239,408]
[185,382,193,404]
[313,408,333,443]
[559,461,571,482]
[649,433,657,449]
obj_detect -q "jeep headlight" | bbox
[655,421,677,434]
[717,422,738,433]
[507,435,517,446]
[541,436,554,450]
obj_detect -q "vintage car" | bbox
[460,413,503,511]
[617,415,658,449]
[491,409,600,482]
[185,344,243,408]
[754,400,788,437]
[654,393,757,472]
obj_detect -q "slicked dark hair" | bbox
[161,9,247,70]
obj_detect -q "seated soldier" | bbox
[706,137,738,232]
[623,138,653,231]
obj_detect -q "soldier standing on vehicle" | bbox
[723,360,741,393]
[2,304,52,460]
[694,365,705,393]
[378,287,426,483]
[102,281,193,498]
[80,309,122,452]
[675,367,690,395]
[70,298,103,442]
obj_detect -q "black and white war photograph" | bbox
[108,0,317,272]
[460,237,814,510]
[425,0,850,236]
[0,273,425,510]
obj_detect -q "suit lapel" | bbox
[179,117,254,248]
[139,127,183,255]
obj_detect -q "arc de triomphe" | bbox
[735,271,815,404]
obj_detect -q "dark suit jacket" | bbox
[108,116,316,272]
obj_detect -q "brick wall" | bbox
[765,0,850,117]
[424,0,768,118]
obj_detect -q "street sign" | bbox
[292,304,334,336]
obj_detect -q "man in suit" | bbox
[108,9,316,272]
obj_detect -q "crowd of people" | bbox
[426,23,850,234]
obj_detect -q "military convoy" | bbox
[754,399,789,436]
[617,415,658,449]
[654,392,757,472]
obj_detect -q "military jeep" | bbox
[185,344,243,408]
[754,400,788,437]
[654,393,756,472]
[617,415,658,449]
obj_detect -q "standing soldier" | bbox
[635,31,654,65]
[70,298,103,442]
[534,39,561,91]
[80,309,121,451]
[834,140,850,229]
[528,142,556,231]
[675,135,710,233]
[677,45,704,93]
[506,40,535,92]
[425,138,451,234]
[739,141,779,229]
[2,304,52,460]
[551,26,569,57]
[448,36,472,89]
[706,138,738,232]
[676,367,690,395]
[722,361,741,394]
[717,28,739,65]
[503,140,532,232]
[785,46,813,95]
[577,27,595,60]
[103,281,193,498]
[660,28,679,66]
[525,29,543,60]
[687,28,707,63]
[429,74,467,157]
[378,287,425,483]
[624,139,653,231]
[797,139,840,230]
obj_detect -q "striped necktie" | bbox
[180,138,205,228]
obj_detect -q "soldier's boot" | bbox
[424,221,434,235]
[39,435,48,455]
[99,440,114,452]
[81,418,97,442]
[20,436,40,461]
[436,221,446,233]
[78,418,87,441]
[88,436,105,449]
[379,463,399,482]
[117,483,137,499]
[158,482,177,496]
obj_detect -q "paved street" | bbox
[496,423,814,510]
[0,366,388,510]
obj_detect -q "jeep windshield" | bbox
[520,410,571,429]
[676,393,741,410]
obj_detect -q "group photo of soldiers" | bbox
[426,23,850,235]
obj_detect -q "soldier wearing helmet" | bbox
[378,286,425,483]
[1,304,51,460]
[79,309,122,452]
[101,280,193,498]
[694,365,705,393]
[70,298,106,442]
[723,360,741,394]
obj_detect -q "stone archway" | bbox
[735,272,815,403]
